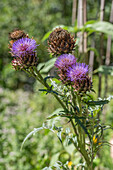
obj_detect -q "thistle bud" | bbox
[72,76,92,93]
[12,53,38,70]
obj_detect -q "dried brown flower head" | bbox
[9,28,27,40]
[48,27,76,56]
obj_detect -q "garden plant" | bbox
[8,28,113,170]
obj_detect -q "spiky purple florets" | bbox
[67,63,92,92]
[67,63,89,81]
[54,54,77,70]
[12,38,38,57]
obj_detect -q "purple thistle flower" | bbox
[67,63,89,82]
[66,63,92,92]
[12,38,38,57]
[54,54,77,70]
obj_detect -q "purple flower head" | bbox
[12,38,38,57]
[67,63,89,82]
[54,54,76,70]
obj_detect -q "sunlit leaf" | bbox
[38,58,56,73]
[94,65,113,75]
[85,21,113,36]
[41,31,52,42]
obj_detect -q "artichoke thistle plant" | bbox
[9,28,113,170]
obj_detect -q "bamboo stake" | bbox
[83,0,88,63]
[104,0,113,97]
[100,0,105,21]
[98,0,105,97]
[77,0,83,53]
[89,1,100,79]
[89,34,95,80]
[72,0,77,26]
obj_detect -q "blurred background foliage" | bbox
[0,0,113,169]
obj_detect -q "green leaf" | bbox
[57,131,62,143]
[86,100,109,106]
[37,63,45,71]
[41,30,52,42]
[21,127,43,150]
[85,20,97,25]
[38,58,56,73]
[50,153,60,166]
[75,119,91,141]
[85,21,113,36]
[47,108,63,120]
[87,47,99,58]
[65,128,70,134]
[21,121,61,150]
[54,126,63,143]
[54,161,67,170]
[94,65,113,75]
[42,167,53,170]
[47,114,59,120]
[64,143,75,155]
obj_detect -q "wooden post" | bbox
[77,0,83,53]
[72,0,77,26]
[89,34,95,80]
[98,0,105,97]
[104,0,113,97]
[83,0,88,64]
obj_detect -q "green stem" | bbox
[71,139,90,167]
[71,89,91,168]
[76,94,83,144]
[23,68,44,85]
[25,67,92,168]
[33,67,66,110]
[75,94,92,168]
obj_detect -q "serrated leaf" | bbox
[47,114,59,120]
[42,167,53,170]
[39,89,47,92]
[86,100,109,106]
[57,131,62,143]
[47,108,63,120]
[75,119,91,141]
[65,128,70,134]
[21,127,43,150]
